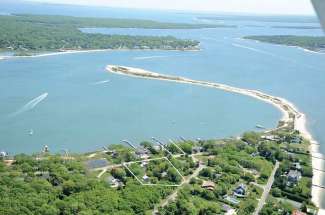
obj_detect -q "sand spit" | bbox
[106,65,324,212]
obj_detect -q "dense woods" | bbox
[244,35,325,52]
[0,14,209,54]
[0,155,172,215]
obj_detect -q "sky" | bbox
[26,0,316,15]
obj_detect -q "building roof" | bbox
[202,181,216,189]
[288,170,302,181]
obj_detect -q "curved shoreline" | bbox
[0,48,200,61]
[106,65,324,212]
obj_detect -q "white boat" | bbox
[256,124,266,129]
[29,129,34,136]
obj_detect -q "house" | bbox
[136,149,150,159]
[153,145,162,151]
[290,136,302,144]
[34,171,50,180]
[233,184,246,197]
[292,210,306,215]
[307,207,317,215]
[0,151,8,158]
[107,176,120,188]
[201,181,215,191]
[292,162,302,171]
[261,135,280,142]
[161,171,168,178]
[222,204,236,215]
[143,174,149,182]
[250,152,259,157]
[192,146,203,154]
[224,195,240,205]
[140,161,148,168]
[287,170,302,184]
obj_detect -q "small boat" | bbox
[256,124,266,129]
[29,129,34,136]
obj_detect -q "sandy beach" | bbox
[0,48,200,61]
[106,65,324,212]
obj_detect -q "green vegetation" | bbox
[0,14,218,55]
[0,154,173,215]
[244,35,325,52]
[0,129,316,214]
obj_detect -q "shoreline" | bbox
[106,65,324,212]
[0,48,200,61]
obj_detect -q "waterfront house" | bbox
[192,146,203,154]
[136,149,150,159]
[290,136,302,144]
[0,151,7,158]
[261,135,280,142]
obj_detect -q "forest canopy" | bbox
[0,14,227,54]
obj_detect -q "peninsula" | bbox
[0,14,236,56]
[244,35,325,53]
[106,65,321,213]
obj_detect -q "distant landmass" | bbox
[244,35,325,52]
[197,15,318,23]
[0,14,236,55]
[271,26,321,30]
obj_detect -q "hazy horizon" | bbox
[22,0,316,16]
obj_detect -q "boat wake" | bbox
[91,79,110,85]
[9,92,48,117]
[133,55,172,60]
[232,43,278,57]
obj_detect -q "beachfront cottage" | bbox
[261,135,281,142]
[201,181,216,191]
[0,151,8,158]
[136,149,150,159]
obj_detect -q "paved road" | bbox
[253,161,280,215]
